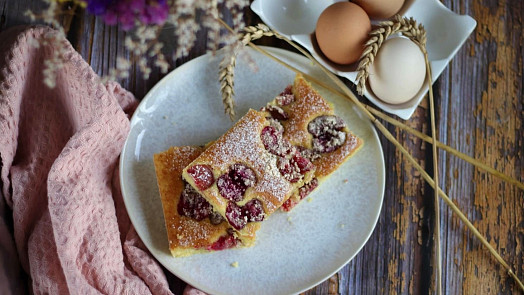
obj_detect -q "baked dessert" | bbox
[262,75,364,211]
[153,146,259,257]
[182,109,315,233]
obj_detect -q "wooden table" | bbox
[1,0,522,294]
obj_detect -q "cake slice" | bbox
[154,146,259,257]
[262,75,364,211]
[182,109,315,233]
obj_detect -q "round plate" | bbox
[120,47,385,295]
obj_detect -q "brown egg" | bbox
[315,2,371,65]
[352,0,405,19]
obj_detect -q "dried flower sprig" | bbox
[85,0,168,30]
[25,0,249,87]
[23,0,74,88]
[219,19,524,291]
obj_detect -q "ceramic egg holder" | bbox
[250,0,476,120]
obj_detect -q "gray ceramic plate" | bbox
[119,47,385,295]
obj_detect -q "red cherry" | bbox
[187,164,215,190]
[207,234,239,251]
[243,199,265,222]
[225,202,247,230]
[177,183,212,221]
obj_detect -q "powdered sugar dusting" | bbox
[186,164,214,190]
[154,146,260,254]
[185,110,294,216]
[308,115,347,153]
[153,146,236,254]
[270,75,364,178]
[287,90,332,146]
[268,77,333,148]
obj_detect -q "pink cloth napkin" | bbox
[0,26,201,295]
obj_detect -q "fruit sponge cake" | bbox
[153,146,259,257]
[182,109,315,234]
[262,74,364,211]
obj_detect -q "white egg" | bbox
[368,37,426,105]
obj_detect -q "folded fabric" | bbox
[0,26,185,294]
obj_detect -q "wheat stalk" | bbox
[219,53,237,120]
[365,106,524,189]
[355,15,426,95]
[241,23,277,45]
[355,16,442,293]
[218,19,524,292]
[218,23,277,119]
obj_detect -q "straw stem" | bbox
[217,19,524,291]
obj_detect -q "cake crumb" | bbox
[307,197,313,203]
[343,179,349,183]
[230,261,239,268]
[287,216,292,223]
[340,223,345,228]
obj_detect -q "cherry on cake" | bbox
[261,75,364,211]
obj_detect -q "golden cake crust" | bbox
[154,146,258,257]
[280,76,333,146]
[286,75,363,178]
[266,75,364,210]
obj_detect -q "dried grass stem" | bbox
[219,19,524,291]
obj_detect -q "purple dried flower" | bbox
[102,10,118,25]
[142,1,169,25]
[86,0,115,15]
[86,0,168,30]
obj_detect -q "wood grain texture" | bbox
[435,1,523,294]
[0,0,522,294]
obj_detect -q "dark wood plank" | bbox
[0,0,45,30]
[437,0,523,294]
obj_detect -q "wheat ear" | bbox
[355,15,426,95]
[218,23,276,119]
[355,16,441,293]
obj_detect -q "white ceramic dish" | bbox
[120,47,385,295]
[251,0,477,119]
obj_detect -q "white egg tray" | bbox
[251,0,477,120]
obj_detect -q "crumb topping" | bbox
[308,115,347,153]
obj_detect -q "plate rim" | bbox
[119,46,386,295]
